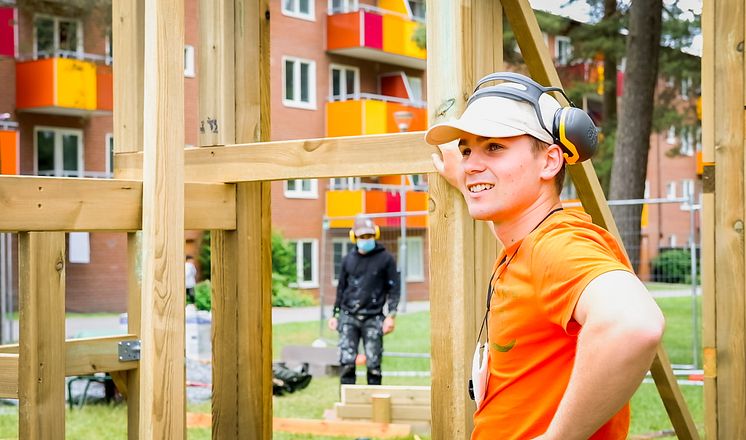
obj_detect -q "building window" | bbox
[105,133,114,177]
[332,239,354,284]
[34,15,81,58]
[291,239,318,288]
[555,36,572,66]
[329,177,359,190]
[681,179,695,201]
[184,45,195,78]
[282,0,315,20]
[666,126,676,144]
[666,181,677,199]
[679,126,694,156]
[669,234,677,248]
[104,30,113,65]
[284,179,318,199]
[329,0,358,14]
[283,56,316,109]
[330,64,359,101]
[407,0,425,20]
[400,236,424,282]
[35,127,83,177]
[644,180,650,199]
[407,76,423,103]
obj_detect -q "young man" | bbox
[424,73,665,439]
[328,216,400,385]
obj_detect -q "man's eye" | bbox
[461,148,471,157]
[488,143,503,151]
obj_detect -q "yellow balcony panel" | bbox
[326,190,365,228]
[327,98,399,137]
[16,56,111,116]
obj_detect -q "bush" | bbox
[651,249,699,284]
[194,280,212,311]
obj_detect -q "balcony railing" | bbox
[326,94,427,137]
[16,53,113,116]
[327,5,426,69]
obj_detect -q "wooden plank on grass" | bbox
[334,403,431,422]
[342,385,431,406]
[273,418,411,438]
[18,232,66,440]
[0,354,18,398]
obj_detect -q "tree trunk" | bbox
[608,0,663,272]
[601,0,618,131]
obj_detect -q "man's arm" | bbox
[382,254,401,334]
[328,257,349,331]
[541,270,664,440]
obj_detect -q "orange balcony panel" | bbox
[696,151,703,175]
[386,103,426,132]
[405,191,428,228]
[327,99,388,136]
[16,58,55,108]
[0,130,18,175]
[327,11,361,50]
[97,65,113,111]
[326,190,364,228]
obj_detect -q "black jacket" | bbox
[333,243,400,317]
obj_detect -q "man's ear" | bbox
[540,144,565,181]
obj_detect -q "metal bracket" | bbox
[118,340,141,362]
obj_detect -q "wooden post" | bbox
[710,0,746,438]
[699,0,716,436]
[18,232,65,439]
[371,394,392,423]
[204,0,272,438]
[112,1,145,437]
[502,1,699,438]
[138,0,186,437]
[426,1,502,438]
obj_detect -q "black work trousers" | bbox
[338,313,384,385]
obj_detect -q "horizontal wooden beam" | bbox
[0,353,18,398]
[114,132,436,182]
[0,176,235,231]
[0,335,140,376]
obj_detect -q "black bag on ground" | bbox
[272,362,312,396]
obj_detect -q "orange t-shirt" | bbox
[472,210,633,440]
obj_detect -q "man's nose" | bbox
[463,151,486,174]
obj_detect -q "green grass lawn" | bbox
[0,296,703,439]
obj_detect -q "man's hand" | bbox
[327,317,338,331]
[431,140,464,190]
[382,316,396,334]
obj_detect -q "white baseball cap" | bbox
[424,82,562,146]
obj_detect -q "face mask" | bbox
[356,239,375,253]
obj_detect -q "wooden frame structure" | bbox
[0,0,738,438]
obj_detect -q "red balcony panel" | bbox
[363,11,383,49]
[97,64,113,111]
[0,8,13,57]
[380,74,409,99]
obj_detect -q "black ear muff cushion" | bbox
[552,108,598,164]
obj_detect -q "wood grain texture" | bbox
[138,0,186,437]
[712,0,746,437]
[502,1,699,437]
[0,354,18,398]
[112,0,144,154]
[126,232,142,439]
[114,132,436,182]
[18,232,66,440]
[426,1,503,437]
[0,176,234,231]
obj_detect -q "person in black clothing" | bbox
[328,215,400,385]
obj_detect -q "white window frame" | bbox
[34,126,84,177]
[282,56,317,110]
[666,181,677,199]
[681,179,695,201]
[669,234,677,248]
[329,64,360,101]
[291,239,319,288]
[184,45,195,78]
[407,76,423,103]
[105,133,114,177]
[679,126,694,156]
[284,179,318,199]
[331,238,354,285]
[328,0,358,14]
[399,236,425,282]
[32,14,83,58]
[329,177,359,190]
[282,0,315,21]
[555,35,572,66]
[666,126,676,144]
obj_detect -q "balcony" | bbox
[16,53,113,116]
[327,5,426,70]
[327,94,426,137]
[0,124,17,175]
[326,188,428,229]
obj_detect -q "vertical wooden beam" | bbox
[235,1,272,438]
[113,1,145,437]
[139,0,185,438]
[502,1,699,438]
[426,1,502,438]
[700,0,716,436]
[712,0,746,437]
[18,232,65,439]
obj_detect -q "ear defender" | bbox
[349,225,381,243]
[467,72,599,164]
